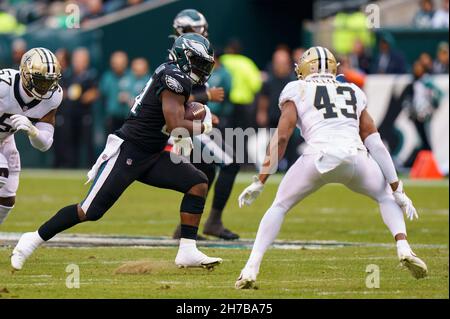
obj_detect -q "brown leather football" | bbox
[184,101,206,121]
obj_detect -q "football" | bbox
[184,101,206,121]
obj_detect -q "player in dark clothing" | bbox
[171,9,240,240]
[11,34,223,270]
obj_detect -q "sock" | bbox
[204,208,223,228]
[179,238,197,248]
[180,224,198,240]
[38,204,81,241]
[245,204,287,272]
[378,197,407,237]
[396,239,411,251]
[211,164,240,213]
[0,205,13,225]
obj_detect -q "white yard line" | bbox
[0,232,447,250]
[18,170,450,187]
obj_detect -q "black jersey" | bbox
[117,62,192,153]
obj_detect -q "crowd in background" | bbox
[0,0,448,169]
[0,0,149,34]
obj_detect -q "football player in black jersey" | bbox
[11,34,223,271]
[171,9,241,240]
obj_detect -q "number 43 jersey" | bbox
[0,69,62,142]
[279,75,368,155]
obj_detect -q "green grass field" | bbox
[0,170,448,299]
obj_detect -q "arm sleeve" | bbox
[278,81,299,109]
[29,122,54,152]
[364,132,398,184]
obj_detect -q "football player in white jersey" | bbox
[0,47,62,225]
[235,46,427,289]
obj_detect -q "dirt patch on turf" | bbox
[114,260,173,275]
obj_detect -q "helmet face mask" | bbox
[20,47,61,100]
[170,34,214,85]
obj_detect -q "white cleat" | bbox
[398,250,428,279]
[11,232,43,271]
[175,247,222,269]
[235,268,258,289]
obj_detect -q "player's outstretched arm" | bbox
[162,89,211,136]
[359,109,418,220]
[238,101,297,208]
[10,109,56,152]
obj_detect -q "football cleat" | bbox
[175,247,222,269]
[11,232,43,270]
[235,268,258,289]
[398,250,428,279]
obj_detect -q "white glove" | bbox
[238,175,265,208]
[10,114,38,137]
[202,105,213,134]
[393,181,419,221]
[172,137,193,157]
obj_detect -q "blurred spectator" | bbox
[291,47,305,65]
[337,55,366,88]
[433,42,449,73]
[10,38,27,69]
[220,39,262,129]
[399,60,443,165]
[0,9,26,34]
[207,52,232,129]
[124,57,150,104]
[65,47,99,168]
[53,48,73,168]
[348,39,371,74]
[413,0,435,28]
[256,48,299,169]
[100,51,130,135]
[432,0,449,28]
[419,52,434,74]
[372,33,407,74]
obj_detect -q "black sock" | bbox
[38,204,81,241]
[205,208,223,228]
[211,163,240,214]
[180,224,198,240]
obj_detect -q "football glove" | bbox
[172,137,193,157]
[202,105,213,134]
[238,175,265,208]
[393,181,419,221]
[10,114,38,137]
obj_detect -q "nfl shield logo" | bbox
[126,158,133,166]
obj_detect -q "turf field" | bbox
[0,170,448,299]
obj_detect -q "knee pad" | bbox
[0,154,9,190]
[180,194,205,214]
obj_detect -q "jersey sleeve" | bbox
[159,67,192,101]
[350,83,367,113]
[278,80,299,109]
[49,86,63,110]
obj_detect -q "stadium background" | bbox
[0,0,448,300]
[0,0,448,175]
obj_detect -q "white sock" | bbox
[396,239,411,251]
[245,205,287,273]
[378,197,407,237]
[179,238,197,250]
[0,205,13,225]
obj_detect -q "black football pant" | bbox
[80,139,208,221]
